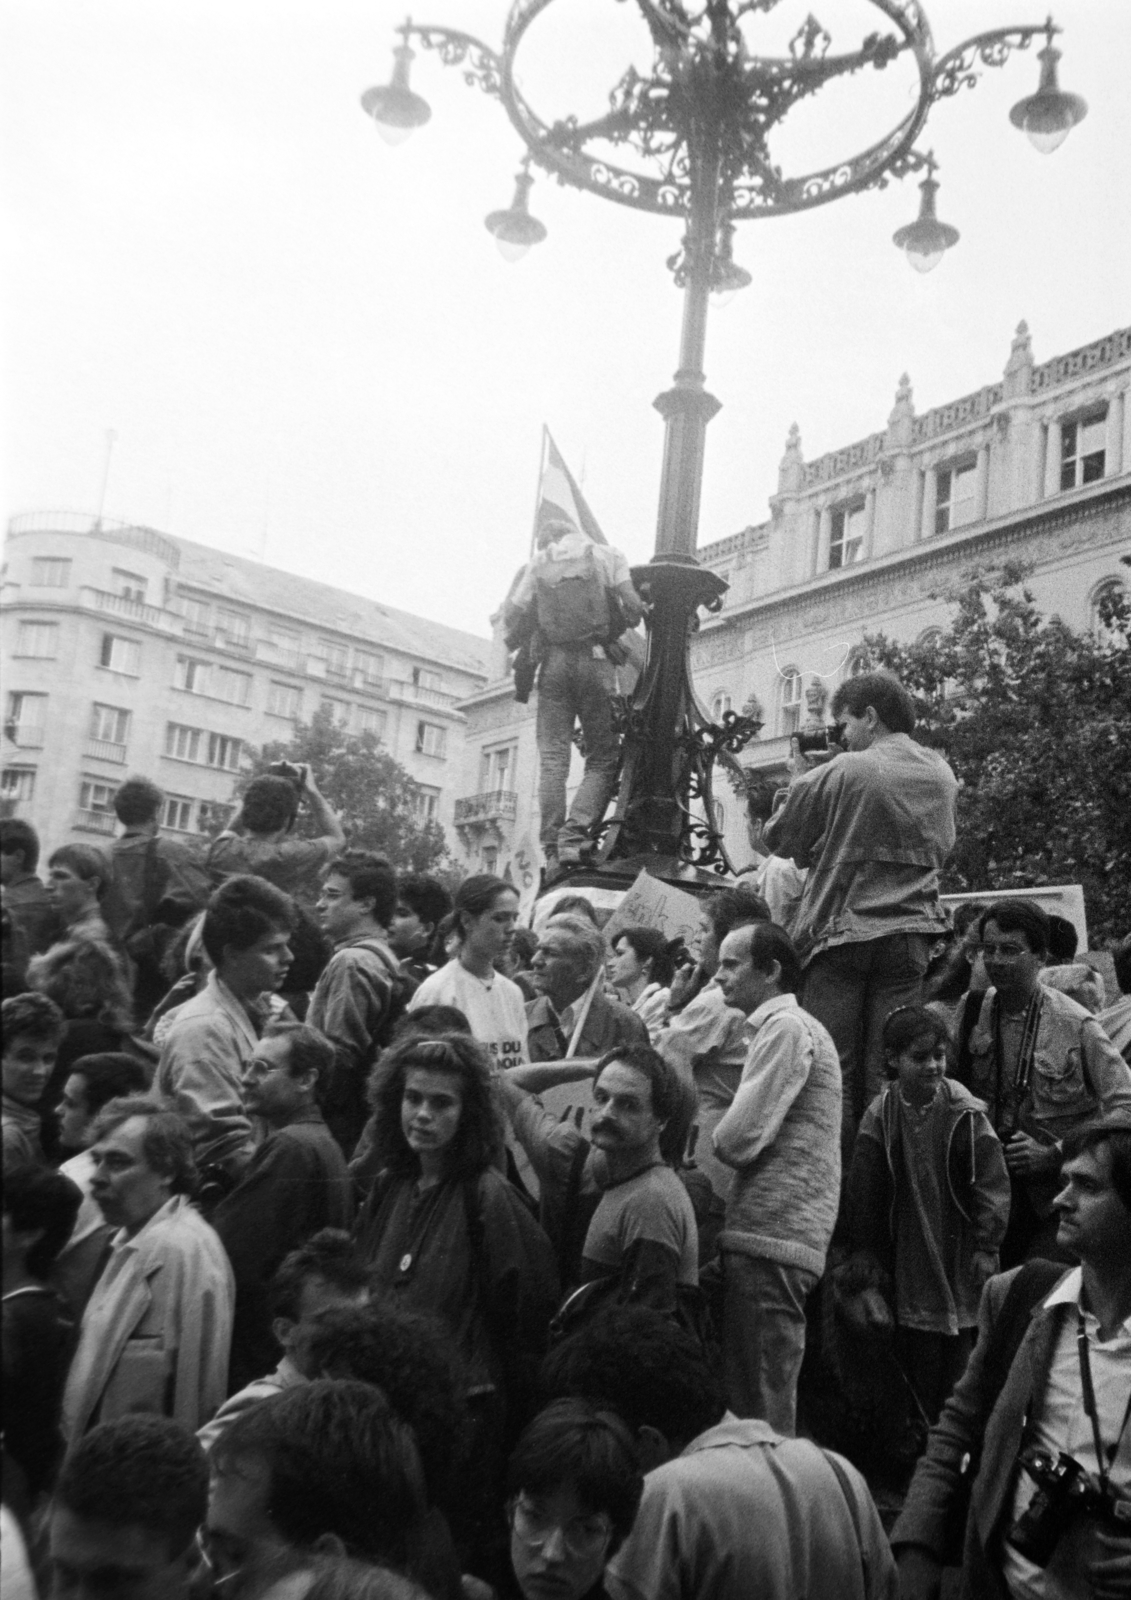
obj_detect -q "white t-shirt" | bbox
[408,959,529,1071]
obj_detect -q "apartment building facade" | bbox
[454,321,1131,883]
[1,517,489,852]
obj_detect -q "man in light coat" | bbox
[155,875,295,1181]
[62,1097,234,1445]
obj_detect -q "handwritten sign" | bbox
[602,868,702,951]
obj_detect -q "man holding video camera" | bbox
[208,762,345,906]
[764,669,957,1146]
[893,1116,1131,1600]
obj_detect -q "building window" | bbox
[30,557,71,587]
[167,725,240,771]
[416,722,447,759]
[175,656,212,694]
[198,799,233,833]
[848,649,869,677]
[100,634,141,675]
[166,723,202,763]
[181,597,211,635]
[320,641,349,680]
[162,795,195,832]
[216,609,251,648]
[267,626,302,667]
[356,707,387,740]
[710,691,733,721]
[15,622,58,658]
[414,786,440,824]
[0,767,36,802]
[208,733,242,771]
[934,459,978,534]
[778,669,803,737]
[1091,579,1127,646]
[267,681,303,719]
[112,568,147,603]
[5,693,48,746]
[1060,410,1107,491]
[90,704,131,744]
[481,846,499,874]
[320,698,351,728]
[79,777,118,815]
[413,667,442,692]
[215,667,252,707]
[355,650,384,687]
[828,503,866,569]
[479,744,515,791]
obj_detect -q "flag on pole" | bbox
[531,427,608,552]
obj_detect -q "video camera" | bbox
[794,723,846,757]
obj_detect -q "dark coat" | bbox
[525,989,648,1063]
[212,1108,352,1389]
[890,1265,1077,1599]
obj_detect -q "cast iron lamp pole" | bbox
[362,2,1087,883]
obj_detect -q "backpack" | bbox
[533,546,612,646]
[350,939,413,1059]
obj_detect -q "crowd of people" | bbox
[2,671,1131,1600]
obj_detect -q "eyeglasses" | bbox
[511,1498,613,1559]
[979,942,1030,960]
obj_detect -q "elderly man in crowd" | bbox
[526,916,647,1062]
[211,1021,353,1389]
[62,1097,234,1443]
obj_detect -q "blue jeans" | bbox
[802,931,931,1148]
[536,646,619,856]
[722,1252,817,1436]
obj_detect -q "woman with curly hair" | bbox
[355,1032,559,1585]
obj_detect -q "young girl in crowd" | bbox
[355,1033,558,1584]
[606,927,677,1045]
[407,876,529,1073]
[847,1004,1010,1423]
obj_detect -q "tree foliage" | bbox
[855,561,1131,945]
[236,706,453,877]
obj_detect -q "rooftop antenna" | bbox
[94,428,117,530]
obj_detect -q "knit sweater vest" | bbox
[719,1014,842,1277]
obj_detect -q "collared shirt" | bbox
[1002,1266,1131,1600]
[509,533,633,610]
[713,994,811,1169]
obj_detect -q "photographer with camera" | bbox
[764,670,958,1149]
[207,762,345,907]
[892,1116,1131,1600]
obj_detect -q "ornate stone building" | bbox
[455,321,1131,884]
[1,515,488,852]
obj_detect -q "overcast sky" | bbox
[3,0,1128,640]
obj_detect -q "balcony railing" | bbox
[388,680,458,709]
[84,738,128,763]
[74,808,116,835]
[78,586,180,633]
[454,790,518,825]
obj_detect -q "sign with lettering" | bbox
[602,868,703,951]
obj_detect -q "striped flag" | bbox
[531,428,608,551]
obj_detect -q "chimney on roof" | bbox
[777,423,804,496]
[886,373,915,452]
[1003,320,1034,400]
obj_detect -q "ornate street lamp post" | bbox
[363,2,1086,886]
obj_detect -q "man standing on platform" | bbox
[502,451,643,873]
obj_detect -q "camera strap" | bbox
[1076,1307,1131,1493]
